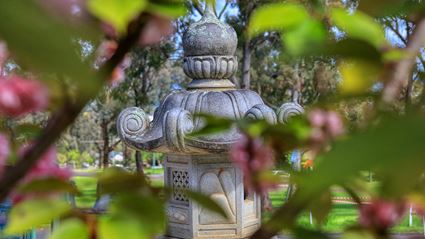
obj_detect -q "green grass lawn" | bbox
[269,189,424,233]
[72,176,424,234]
[73,176,97,208]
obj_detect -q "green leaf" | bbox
[98,168,147,195]
[0,0,100,98]
[341,230,375,239]
[50,219,89,239]
[283,19,326,56]
[294,227,331,239]
[98,215,150,239]
[88,0,147,34]
[18,177,80,195]
[185,190,228,219]
[100,194,165,239]
[5,199,71,235]
[111,194,165,233]
[357,0,412,16]
[382,49,408,62]
[297,114,425,200]
[249,3,309,37]
[147,1,187,18]
[308,190,332,224]
[331,8,387,48]
[338,59,381,95]
[189,114,234,137]
[325,39,382,62]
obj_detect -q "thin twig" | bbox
[192,1,204,16]
[382,17,425,103]
[0,14,148,202]
[218,0,230,19]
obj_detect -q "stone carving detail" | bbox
[167,207,188,224]
[117,107,149,140]
[245,104,277,124]
[199,171,236,224]
[277,102,304,124]
[172,169,190,202]
[183,6,237,57]
[183,56,238,79]
[163,108,195,152]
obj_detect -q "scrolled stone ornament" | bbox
[163,108,195,152]
[116,107,150,141]
[277,102,305,124]
[245,104,277,124]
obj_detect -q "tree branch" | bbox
[0,14,149,202]
[192,1,204,16]
[218,0,230,19]
[382,17,425,103]
[384,18,408,46]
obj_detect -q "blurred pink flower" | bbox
[230,134,275,193]
[95,40,118,66]
[21,147,71,182]
[36,0,89,23]
[139,16,174,46]
[0,134,9,164]
[359,199,407,231]
[0,133,10,176]
[307,109,345,155]
[12,145,71,203]
[0,76,49,118]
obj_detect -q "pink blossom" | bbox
[36,0,88,23]
[0,134,9,165]
[139,16,174,46]
[0,133,10,176]
[12,145,71,203]
[308,109,327,128]
[326,111,345,138]
[19,146,71,183]
[307,109,345,155]
[359,199,407,231]
[230,134,276,193]
[0,76,49,118]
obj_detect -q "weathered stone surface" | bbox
[117,4,304,239]
[183,6,237,57]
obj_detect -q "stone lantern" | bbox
[117,5,303,239]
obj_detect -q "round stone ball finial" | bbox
[183,4,238,57]
[182,3,238,89]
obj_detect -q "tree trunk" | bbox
[123,144,130,167]
[97,146,102,169]
[101,119,109,169]
[135,150,143,173]
[241,39,252,89]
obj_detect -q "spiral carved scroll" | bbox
[277,102,304,124]
[244,104,277,124]
[117,107,149,140]
[163,108,195,152]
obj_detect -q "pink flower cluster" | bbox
[0,134,10,174]
[359,199,407,231]
[230,134,276,193]
[308,109,345,155]
[0,76,49,118]
[0,135,71,203]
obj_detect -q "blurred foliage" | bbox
[3,0,425,238]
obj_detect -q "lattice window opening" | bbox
[172,170,190,202]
